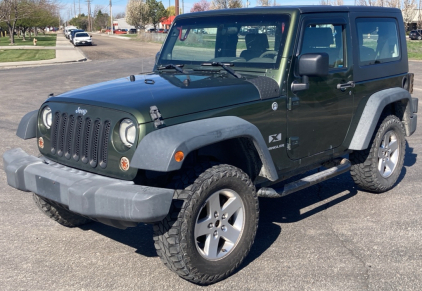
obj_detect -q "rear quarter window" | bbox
[356,18,400,66]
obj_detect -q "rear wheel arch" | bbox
[348,87,413,151]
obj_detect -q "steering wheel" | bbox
[259,50,278,59]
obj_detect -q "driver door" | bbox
[287,15,354,160]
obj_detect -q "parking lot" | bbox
[0,37,421,290]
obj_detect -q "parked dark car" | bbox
[128,28,137,34]
[69,29,84,42]
[409,29,422,40]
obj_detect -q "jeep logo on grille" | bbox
[75,107,88,115]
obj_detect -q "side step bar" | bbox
[257,158,351,198]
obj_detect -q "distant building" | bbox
[404,9,422,31]
[113,18,135,30]
[161,16,176,29]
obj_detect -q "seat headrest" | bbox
[245,33,269,51]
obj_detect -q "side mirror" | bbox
[292,53,329,92]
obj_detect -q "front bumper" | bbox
[75,40,92,45]
[3,148,174,228]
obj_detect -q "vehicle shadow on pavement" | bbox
[240,173,358,271]
[397,142,417,183]
[79,222,157,257]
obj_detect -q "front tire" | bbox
[153,164,259,285]
[350,115,405,193]
[33,194,92,227]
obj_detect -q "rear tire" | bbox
[350,115,405,193]
[153,164,259,285]
[33,194,92,227]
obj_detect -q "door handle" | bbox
[337,81,355,91]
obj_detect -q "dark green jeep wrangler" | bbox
[3,5,418,285]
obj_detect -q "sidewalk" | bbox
[0,33,87,69]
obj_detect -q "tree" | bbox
[0,0,30,44]
[385,0,400,7]
[190,0,210,12]
[126,0,149,28]
[256,0,270,5]
[167,5,175,15]
[69,13,88,30]
[210,0,242,9]
[114,12,125,19]
[418,0,422,29]
[146,0,167,30]
[356,0,377,5]
[93,8,110,30]
[402,0,417,30]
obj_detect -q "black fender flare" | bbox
[131,116,279,181]
[16,110,38,140]
[348,87,414,150]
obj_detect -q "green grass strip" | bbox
[407,40,422,60]
[0,49,56,62]
[0,34,57,47]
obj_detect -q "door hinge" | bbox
[287,136,299,150]
[287,96,300,110]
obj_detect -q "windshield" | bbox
[159,14,290,69]
[76,33,89,37]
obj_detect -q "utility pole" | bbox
[110,0,113,34]
[175,0,179,16]
[79,0,81,16]
[86,0,91,31]
[74,0,76,18]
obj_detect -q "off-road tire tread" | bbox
[33,194,92,227]
[153,163,258,285]
[349,115,405,193]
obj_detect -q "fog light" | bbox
[120,157,130,171]
[174,151,184,162]
[38,137,44,149]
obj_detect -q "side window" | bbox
[356,18,400,66]
[301,24,344,68]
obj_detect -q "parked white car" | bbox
[73,32,92,46]
[64,26,77,39]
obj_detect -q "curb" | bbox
[0,58,89,70]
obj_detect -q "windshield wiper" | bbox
[201,62,241,78]
[158,64,186,74]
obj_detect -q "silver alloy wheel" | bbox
[194,189,245,261]
[378,130,399,178]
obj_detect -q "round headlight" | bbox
[119,119,136,148]
[42,106,52,129]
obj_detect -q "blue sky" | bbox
[61,0,356,21]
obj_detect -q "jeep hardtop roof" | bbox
[176,6,401,19]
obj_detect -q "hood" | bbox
[48,72,261,124]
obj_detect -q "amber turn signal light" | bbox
[120,157,130,171]
[38,137,44,149]
[174,151,184,162]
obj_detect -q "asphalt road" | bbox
[78,34,162,62]
[0,37,421,290]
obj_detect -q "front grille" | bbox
[50,111,110,168]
